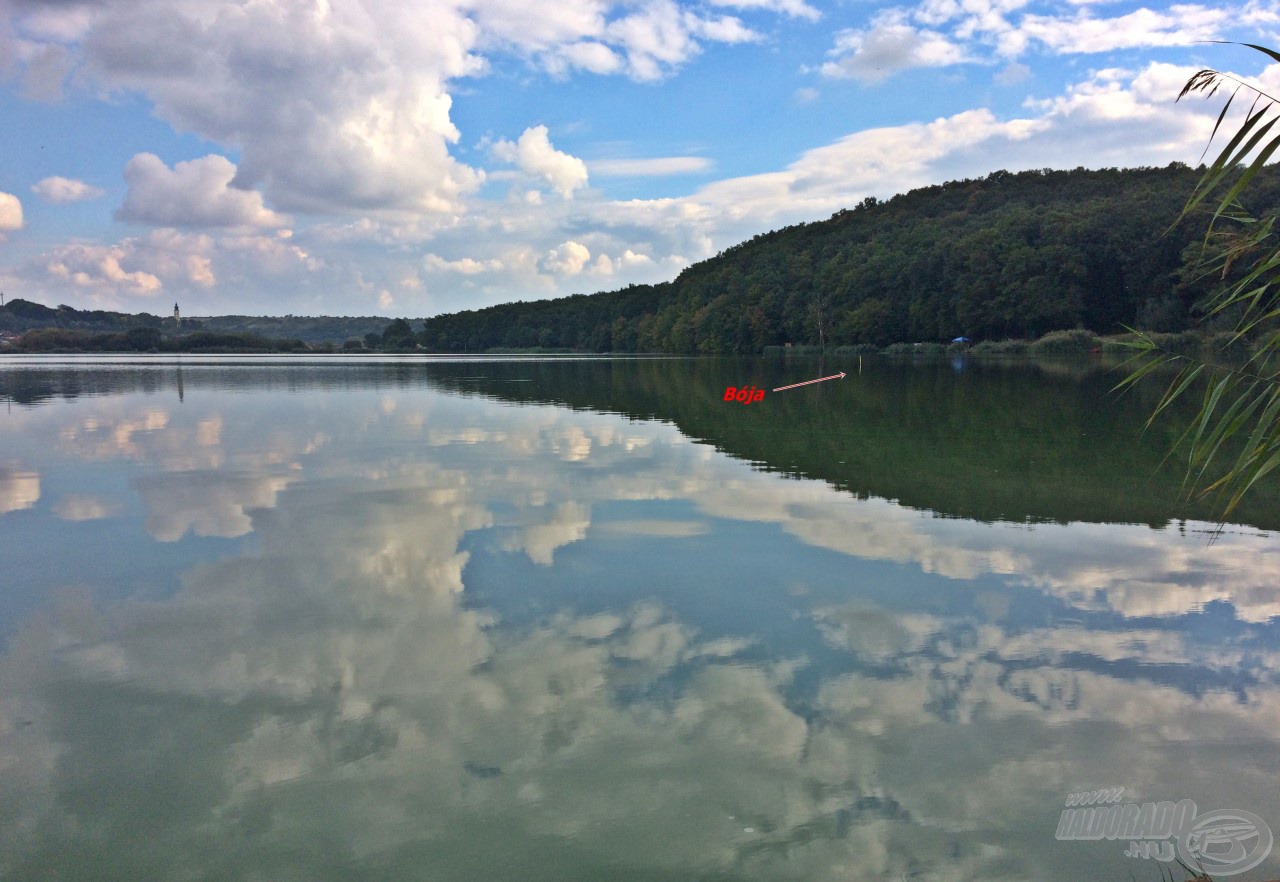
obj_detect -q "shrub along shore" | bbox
[771,328,1252,361]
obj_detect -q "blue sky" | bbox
[1,0,1278,318]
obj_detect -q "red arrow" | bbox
[772,372,846,393]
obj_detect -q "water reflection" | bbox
[0,358,1277,880]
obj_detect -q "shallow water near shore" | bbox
[2,354,1278,881]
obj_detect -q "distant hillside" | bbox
[422,164,1280,354]
[0,300,397,345]
[192,314,400,345]
[0,299,167,334]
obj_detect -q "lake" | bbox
[2,354,1278,881]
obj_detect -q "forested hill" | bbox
[0,299,391,345]
[423,164,1280,354]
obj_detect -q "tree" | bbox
[1122,43,1280,519]
[382,318,415,350]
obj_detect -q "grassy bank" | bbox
[765,329,1256,361]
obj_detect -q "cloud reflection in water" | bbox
[1,380,1278,880]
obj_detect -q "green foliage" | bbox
[375,317,418,351]
[1028,329,1100,356]
[971,339,1029,356]
[1122,43,1280,519]
[15,327,308,353]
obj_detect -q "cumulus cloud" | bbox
[44,241,163,296]
[592,249,654,275]
[0,192,24,235]
[118,154,286,228]
[3,0,811,226]
[469,0,611,54]
[541,240,592,275]
[492,126,589,198]
[549,40,625,75]
[604,0,758,80]
[42,0,485,215]
[821,11,973,82]
[893,0,1232,63]
[1014,4,1228,55]
[32,176,106,204]
[28,227,260,301]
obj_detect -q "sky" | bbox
[1,0,1279,319]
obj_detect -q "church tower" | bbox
[174,302,181,327]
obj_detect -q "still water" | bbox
[1,355,1278,881]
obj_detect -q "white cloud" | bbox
[56,0,485,216]
[1017,5,1228,54]
[821,11,973,83]
[592,249,654,275]
[492,125,589,198]
[0,192,24,234]
[44,241,163,296]
[19,42,74,101]
[541,240,592,275]
[604,0,756,81]
[424,254,505,274]
[589,156,712,176]
[472,0,762,80]
[683,10,760,44]
[705,0,821,22]
[134,470,296,541]
[550,40,625,75]
[31,227,244,300]
[470,0,610,53]
[32,176,106,204]
[220,230,319,276]
[118,154,286,229]
[994,61,1031,85]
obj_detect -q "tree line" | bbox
[419,164,1280,354]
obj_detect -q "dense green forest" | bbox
[422,164,1280,354]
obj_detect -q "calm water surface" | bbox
[2,355,1278,881]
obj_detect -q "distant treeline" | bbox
[0,298,168,334]
[14,327,309,353]
[420,164,1280,354]
[0,299,394,345]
